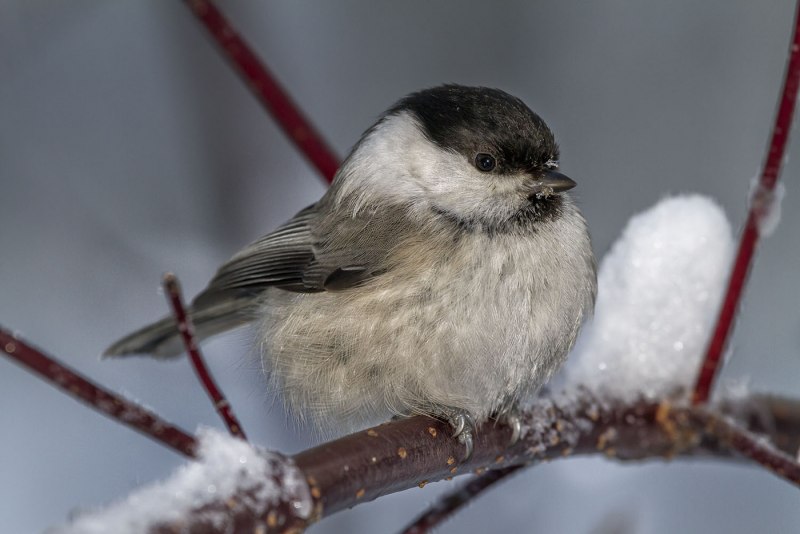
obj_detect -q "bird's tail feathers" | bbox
[103,299,254,359]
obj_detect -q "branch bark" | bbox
[72,391,799,533]
[182,0,341,182]
[0,327,198,458]
[294,392,800,523]
[164,273,248,440]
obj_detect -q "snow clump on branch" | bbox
[54,429,311,533]
[560,194,734,400]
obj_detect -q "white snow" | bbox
[751,179,785,237]
[53,429,311,533]
[560,195,734,400]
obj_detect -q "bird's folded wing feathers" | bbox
[104,201,410,358]
[192,201,410,309]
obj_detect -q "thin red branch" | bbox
[400,465,523,534]
[697,406,800,484]
[163,273,247,440]
[0,326,198,457]
[692,1,800,405]
[182,0,340,182]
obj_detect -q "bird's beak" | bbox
[530,170,576,198]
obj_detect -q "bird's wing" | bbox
[192,202,409,310]
[105,202,412,358]
[191,204,319,309]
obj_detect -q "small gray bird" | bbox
[106,85,597,454]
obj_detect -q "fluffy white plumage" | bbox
[259,110,595,431]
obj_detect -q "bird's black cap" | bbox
[387,85,559,174]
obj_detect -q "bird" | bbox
[105,84,597,457]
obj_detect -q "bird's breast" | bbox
[260,210,594,428]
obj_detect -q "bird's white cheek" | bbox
[331,112,525,222]
[420,159,526,220]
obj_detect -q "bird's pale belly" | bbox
[260,231,589,432]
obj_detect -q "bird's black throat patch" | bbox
[432,195,563,237]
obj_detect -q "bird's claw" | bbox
[503,412,522,447]
[448,412,476,461]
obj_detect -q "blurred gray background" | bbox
[1,1,799,532]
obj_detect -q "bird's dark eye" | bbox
[475,153,496,172]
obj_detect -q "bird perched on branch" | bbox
[106,85,597,457]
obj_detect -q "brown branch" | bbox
[163,273,247,440]
[696,405,800,484]
[296,394,800,523]
[182,0,340,182]
[122,392,800,533]
[402,393,800,534]
[0,326,198,458]
[692,0,800,404]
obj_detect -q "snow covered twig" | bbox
[182,0,340,182]
[163,273,248,441]
[61,392,800,533]
[59,430,313,534]
[0,326,198,458]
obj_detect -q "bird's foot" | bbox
[447,411,476,461]
[497,410,522,447]
[492,406,522,447]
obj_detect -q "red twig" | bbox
[182,0,340,183]
[0,326,198,457]
[162,273,248,440]
[692,2,800,405]
[400,465,523,534]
